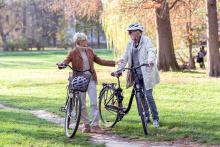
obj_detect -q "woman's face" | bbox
[79,39,88,47]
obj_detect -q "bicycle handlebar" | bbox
[56,63,91,73]
[111,63,151,77]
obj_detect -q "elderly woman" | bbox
[58,32,115,133]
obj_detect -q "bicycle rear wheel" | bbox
[136,91,148,135]
[99,86,118,127]
[65,92,81,138]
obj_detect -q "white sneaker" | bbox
[153,120,159,128]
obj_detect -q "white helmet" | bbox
[127,23,144,32]
[71,76,89,91]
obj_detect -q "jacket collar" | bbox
[130,34,144,54]
[74,48,82,59]
[74,46,90,60]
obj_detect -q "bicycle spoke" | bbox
[99,87,118,127]
[65,95,81,138]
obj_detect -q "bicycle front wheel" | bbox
[136,91,148,135]
[99,86,118,127]
[65,92,81,138]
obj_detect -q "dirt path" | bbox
[0,104,207,147]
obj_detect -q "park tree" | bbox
[206,0,220,77]
[171,0,205,69]
[101,0,180,71]
[0,0,64,51]
[0,0,23,51]
[47,0,102,20]
[153,0,180,71]
[46,0,103,47]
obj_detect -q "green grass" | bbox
[0,109,102,147]
[0,49,220,145]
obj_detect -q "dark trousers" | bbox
[135,74,159,121]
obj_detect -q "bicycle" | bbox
[98,63,150,135]
[57,63,91,138]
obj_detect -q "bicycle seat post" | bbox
[117,76,121,89]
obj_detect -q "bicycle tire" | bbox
[136,91,148,135]
[98,86,118,128]
[64,92,81,138]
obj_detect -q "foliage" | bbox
[101,0,156,56]
[170,0,206,49]
[6,38,29,51]
[46,0,102,20]
[101,0,209,57]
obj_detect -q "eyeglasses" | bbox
[128,31,135,35]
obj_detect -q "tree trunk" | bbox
[186,0,196,69]
[0,25,8,51]
[1,34,8,51]
[156,3,179,71]
[90,27,93,47]
[97,25,100,48]
[22,4,27,35]
[207,0,220,77]
[187,23,196,69]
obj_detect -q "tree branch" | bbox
[5,20,20,36]
[169,0,181,10]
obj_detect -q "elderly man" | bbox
[118,23,160,127]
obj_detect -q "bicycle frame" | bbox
[59,64,91,112]
[104,63,150,120]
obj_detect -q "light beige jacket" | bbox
[118,35,160,90]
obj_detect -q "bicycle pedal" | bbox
[60,107,66,112]
[119,111,125,115]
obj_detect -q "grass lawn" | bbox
[0,49,220,145]
[0,109,101,147]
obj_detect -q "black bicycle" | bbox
[58,64,91,138]
[98,63,150,135]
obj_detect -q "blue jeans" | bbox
[135,74,159,121]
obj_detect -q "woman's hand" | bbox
[56,62,67,69]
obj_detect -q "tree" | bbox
[0,1,23,50]
[47,0,102,20]
[132,0,180,71]
[206,0,220,77]
[170,0,205,70]
[154,0,180,71]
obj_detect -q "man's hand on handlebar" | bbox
[56,62,67,69]
[148,62,154,67]
[111,63,153,77]
[111,71,122,77]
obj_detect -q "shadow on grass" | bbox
[0,95,64,113]
[0,50,67,57]
[111,113,220,145]
[181,70,206,74]
[0,61,56,69]
[0,110,102,147]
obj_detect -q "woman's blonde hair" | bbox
[73,32,88,45]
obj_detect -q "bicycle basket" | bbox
[68,73,91,92]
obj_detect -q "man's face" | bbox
[128,30,140,42]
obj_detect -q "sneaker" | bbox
[153,120,159,128]
[82,124,91,133]
[91,125,105,134]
